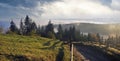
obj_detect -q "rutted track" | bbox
[75,44,118,61]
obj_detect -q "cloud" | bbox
[0,0,120,26]
[111,0,120,10]
[0,0,59,8]
[37,0,120,23]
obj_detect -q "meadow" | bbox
[0,34,70,61]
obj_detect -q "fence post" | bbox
[71,43,73,61]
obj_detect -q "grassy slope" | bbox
[0,34,70,61]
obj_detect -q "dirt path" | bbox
[75,45,114,61]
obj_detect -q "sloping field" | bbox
[0,34,70,61]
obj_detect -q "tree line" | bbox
[105,35,120,49]
[7,15,101,42]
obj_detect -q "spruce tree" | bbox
[57,24,63,40]
[20,19,24,35]
[9,20,18,33]
[45,20,56,39]
[30,22,37,35]
[24,15,32,35]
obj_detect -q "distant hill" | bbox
[54,23,120,35]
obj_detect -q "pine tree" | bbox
[88,33,92,42]
[72,26,76,41]
[45,20,56,39]
[24,15,32,26]
[31,22,37,30]
[36,25,41,35]
[57,24,63,40]
[69,26,73,41]
[63,28,69,41]
[20,19,24,35]
[24,15,32,35]
[97,33,101,43]
[40,26,46,37]
[30,22,37,35]
[45,21,54,33]
[9,20,18,33]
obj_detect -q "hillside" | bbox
[54,23,120,35]
[0,34,70,61]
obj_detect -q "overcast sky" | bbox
[0,0,120,26]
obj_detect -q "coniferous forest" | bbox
[8,15,102,42]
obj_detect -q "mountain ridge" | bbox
[54,22,120,35]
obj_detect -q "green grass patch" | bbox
[0,34,70,61]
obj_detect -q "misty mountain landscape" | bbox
[0,0,120,61]
[55,23,120,35]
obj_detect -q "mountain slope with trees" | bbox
[54,23,120,35]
